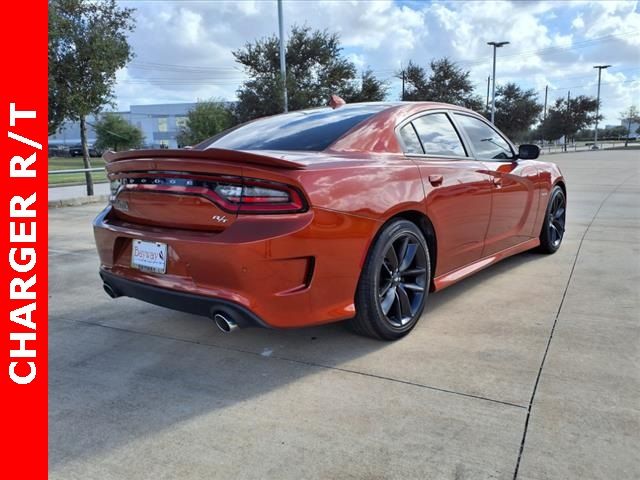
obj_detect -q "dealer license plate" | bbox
[131,240,167,274]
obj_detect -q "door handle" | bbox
[428,174,443,186]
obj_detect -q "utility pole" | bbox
[402,69,406,101]
[277,0,288,113]
[542,85,548,147]
[487,41,509,124]
[543,85,548,120]
[565,90,570,152]
[593,65,611,149]
[486,76,490,111]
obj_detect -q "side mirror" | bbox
[518,144,540,160]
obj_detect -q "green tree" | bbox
[604,125,628,140]
[343,69,388,103]
[94,114,144,152]
[48,0,135,195]
[519,125,543,143]
[401,58,483,110]
[48,5,68,135]
[575,128,593,141]
[541,96,600,147]
[233,26,384,121]
[493,83,543,140]
[177,100,234,147]
[620,105,640,147]
[401,61,428,100]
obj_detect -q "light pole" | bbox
[485,75,490,110]
[487,41,509,124]
[593,64,611,149]
[277,0,288,112]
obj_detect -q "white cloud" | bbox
[572,15,585,29]
[554,33,573,48]
[113,0,640,124]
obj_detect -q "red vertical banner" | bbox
[0,0,48,477]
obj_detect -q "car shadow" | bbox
[49,248,546,472]
[426,250,545,311]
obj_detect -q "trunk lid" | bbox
[105,149,306,232]
[104,148,307,171]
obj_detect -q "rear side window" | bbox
[454,114,514,160]
[399,123,423,154]
[203,104,390,151]
[411,113,466,157]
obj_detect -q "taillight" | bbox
[216,179,306,213]
[116,175,307,214]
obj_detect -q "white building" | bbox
[620,118,640,139]
[49,102,201,149]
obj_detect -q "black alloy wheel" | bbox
[539,185,566,253]
[378,234,428,327]
[350,219,431,340]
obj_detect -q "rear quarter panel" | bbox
[244,154,426,271]
[290,154,426,219]
[239,158,425,323]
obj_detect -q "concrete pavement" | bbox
[49,149,640,479]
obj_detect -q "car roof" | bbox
[199,101,481,154]
[284,100,473,115]
[202,103,402,152]
[326,101,479,154]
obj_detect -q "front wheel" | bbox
[538,185,566,254]
[349,219,430,340]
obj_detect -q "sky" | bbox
[114,0,640,125]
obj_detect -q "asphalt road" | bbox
[49,149,639,479]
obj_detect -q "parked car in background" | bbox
[48,144,70,157]
[69,144,102,157]
[94,101,566,340]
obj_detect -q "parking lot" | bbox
[49,149,639,479]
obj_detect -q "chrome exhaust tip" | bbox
[103,283,119,299]
[213,313,239,333]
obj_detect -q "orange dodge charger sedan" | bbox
[94,101,566,340]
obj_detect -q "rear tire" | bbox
[538,185,566,254]
[349,219,430,340]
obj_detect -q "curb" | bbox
[48,195,109,208]
[539,145,639,155]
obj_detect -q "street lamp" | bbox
[487,41,509,124]
[593,64,611,149]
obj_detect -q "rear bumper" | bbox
[100,269,268,328]
[93,205,380,328]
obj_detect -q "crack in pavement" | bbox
[58,317,528,411]
[511,176,634,480]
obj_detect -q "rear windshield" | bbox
[203,104,389,151]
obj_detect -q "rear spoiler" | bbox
[103,148,306,170]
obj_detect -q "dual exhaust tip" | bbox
[102,282,239,334]
[103,283,119,299]
[213,313,239,333]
